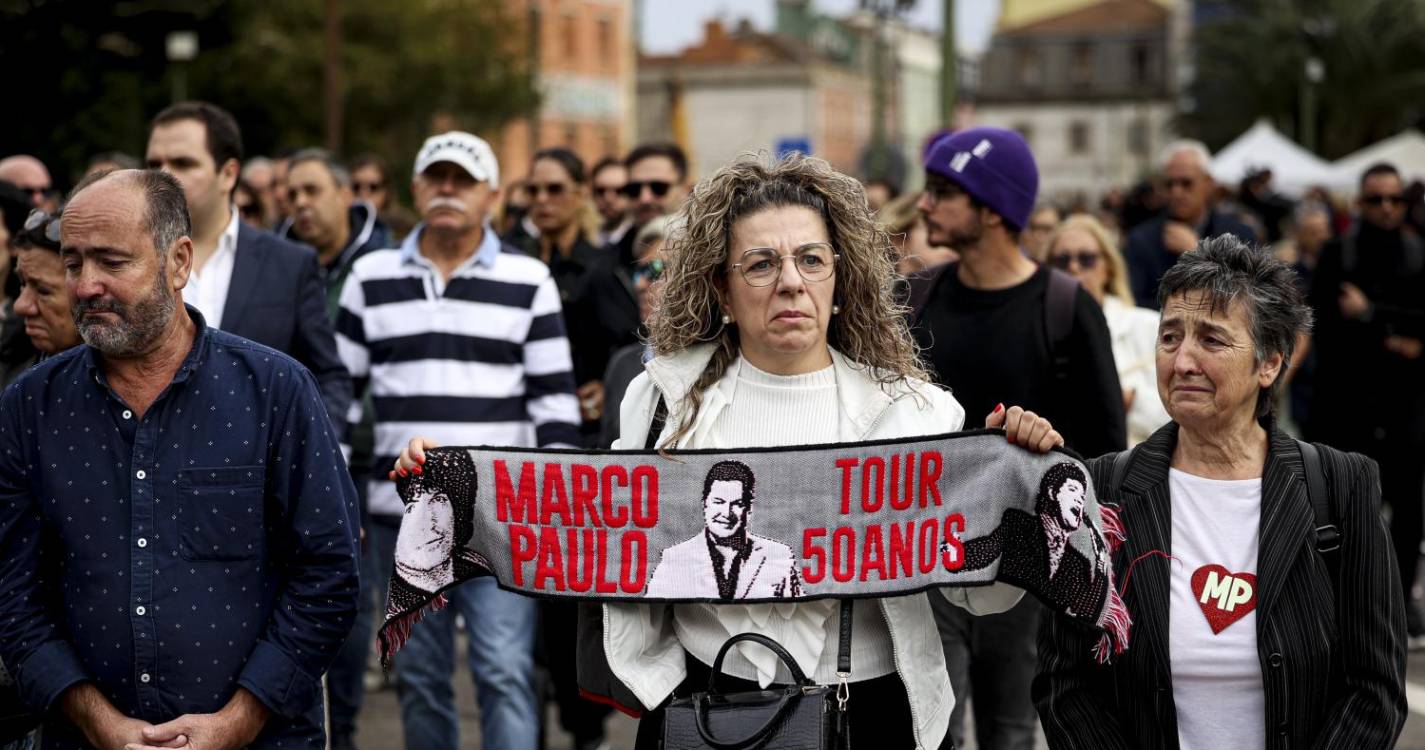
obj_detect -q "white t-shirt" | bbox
[1168,468,1265,750]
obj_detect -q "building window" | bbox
[1014,48,1042,88]
[1131,44,1152,86]
[1013,122,1034,149]
[563,13,578,60]
[1068,121,1090,155]
[597,17,613,63]
[1128,117,1149,155]
[1071,44,1093,87]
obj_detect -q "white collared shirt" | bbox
[187,209,240,330]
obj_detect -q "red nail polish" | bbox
[994,403,1004,414]
[416,455,425,464]
[413,466,423,475]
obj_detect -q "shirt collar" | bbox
[82,304,212,386]
[399,222,501,270]
[219,207,241,255]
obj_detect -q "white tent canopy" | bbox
[1328,129,1425,191]
[1209,119,1335,196]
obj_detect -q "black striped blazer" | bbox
[1034,421,1406,749]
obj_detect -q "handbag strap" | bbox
[835,599,852,712]
[643,394,668,450]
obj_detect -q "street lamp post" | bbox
[859,0,914,181]
[165,31,198,103]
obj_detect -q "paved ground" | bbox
[354,649,1425,748]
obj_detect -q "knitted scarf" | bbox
[379,429,1130,664]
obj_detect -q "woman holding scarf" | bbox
[397,154,1067,748]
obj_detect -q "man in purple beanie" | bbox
[907,127,1126,749]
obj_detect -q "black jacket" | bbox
[1306,224,1425,445]
[227,223,352,432]
[1125,211,1258,309]
[1035,422,1406,749]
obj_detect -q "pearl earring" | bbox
[721,314,732,324]
[832,304,841,314]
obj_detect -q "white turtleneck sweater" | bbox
[672,357,896,687]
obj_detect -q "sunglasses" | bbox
[632,258,665,284]
[1362,193,1405,207]
[1049,250,1100,271]
[23,208,61,246]
[353,181,385,193]
[620,180,672,199]
[529,182,570,198]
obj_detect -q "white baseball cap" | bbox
[413,131,500,188]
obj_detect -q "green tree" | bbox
[1183,0,1425,159]
[0,0,537,190]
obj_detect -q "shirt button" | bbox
[140,673,151,683]
[136,470,146,480]
[136,538,147,548]
[122,410,133,419]
[135,606,146,616]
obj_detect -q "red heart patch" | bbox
[1190,564,1257,634]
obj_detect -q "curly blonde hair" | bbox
[647,153,928,448]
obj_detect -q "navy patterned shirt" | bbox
[0,307,359,749]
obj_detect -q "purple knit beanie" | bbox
[922,127,1039,232]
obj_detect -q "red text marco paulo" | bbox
[492,449,968,597]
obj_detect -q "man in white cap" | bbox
[335,131,580,750]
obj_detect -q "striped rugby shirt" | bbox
[336,223,580,516]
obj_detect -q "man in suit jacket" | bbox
[646,460,800,600]
[146,102,350,428]
[1124,140,1257,310]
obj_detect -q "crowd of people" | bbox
[0,97,1420,750]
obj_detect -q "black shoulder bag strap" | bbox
[1296,440,1341,586]
[1110,446,1135,493]
[644,395,668,450]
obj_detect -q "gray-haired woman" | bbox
[1036,235,1406,749]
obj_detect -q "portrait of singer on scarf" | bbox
[644,460,802,600]
[390,154,1068,749]
[388,450,490,617]
[959,462,1110,621]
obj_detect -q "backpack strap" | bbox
[904,261,954,323]
[1044,268,1080,385]
[1110,445,1135,493]
[1296,440,1341,583]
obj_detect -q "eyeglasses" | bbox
[22,208,61,246]
[1362,193,1406,207]
[922,176,965,206]
[594,185,624,198]
[353,181,385,193]
[728,243,838,287]
[632,258,665,285]
[19,185,53,201]
[529,182,569,198]
[1049,250,1100,271]
[620,180,672,199]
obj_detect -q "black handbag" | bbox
[662,600,854,750]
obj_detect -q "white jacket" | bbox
[1102,296,1172,446]
[603,343,1024,749]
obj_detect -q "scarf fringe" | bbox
[379,592,449,665]
[1099,504,1126,554]
[1093,570,1132,664]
